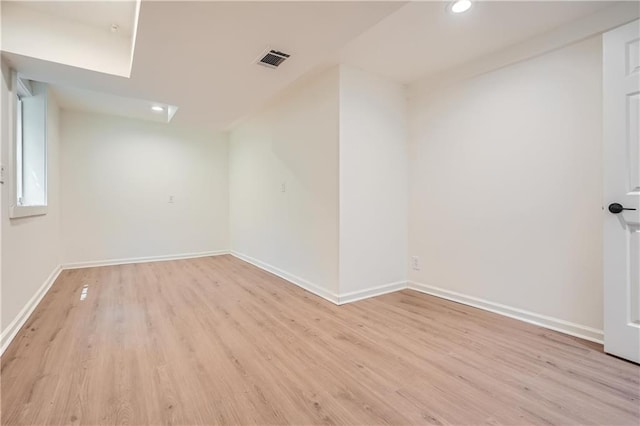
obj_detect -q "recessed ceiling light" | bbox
[151,105,164,112]
[450,0,472,14]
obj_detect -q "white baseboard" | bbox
[1,265,62,355]
[337,281,408,305]
[230,251,409,306]
[408,281,604,344]
[230,251,340,304]
[2,251,605,357]
[61,250,229,269]
[228,252,604,346]
[1,251,230,355]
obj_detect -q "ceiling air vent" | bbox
[256,49,290,69]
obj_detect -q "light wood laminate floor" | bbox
[1,255,639,425]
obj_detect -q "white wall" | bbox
[408,36,603,331]
[229,68,340,297]
[229,65,408,301]
[60,111,229,264]
[1,63,62,337]
[339,65,408,296]
[0,31,608,350]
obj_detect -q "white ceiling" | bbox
[3,1,404,130]
[1,1,139,77]
[340,1,613,83]
[1,1,634,131]
[50,84,177,124]
[18,0,138,37]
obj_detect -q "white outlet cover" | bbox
[411,256,420,270]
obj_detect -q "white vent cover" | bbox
[256,49,290,69]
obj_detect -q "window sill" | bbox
[10,205,48,219]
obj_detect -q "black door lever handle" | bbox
[608,203,637,214]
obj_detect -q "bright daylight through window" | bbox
[11,72,48,218]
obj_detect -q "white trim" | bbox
[16,75,33,97]
[0,251,606,357]
[1,251,230,355]
[1,265,62,355]
[61,250,229,269]
[408,281,604,344]
[337,281,407,305]
[8,75,50,219]
[128,0,142,75]
[222,255,604,344]
[229,251,408,306]
[10,204,47,219]
[230,251,340,304]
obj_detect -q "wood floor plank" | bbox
[1,255,639,425]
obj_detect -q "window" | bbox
[10,72,48,218]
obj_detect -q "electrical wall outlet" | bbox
[168,195,175,203]
[281,182,286,193]
[411,256,420,271]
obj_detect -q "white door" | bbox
[603,19,640,363]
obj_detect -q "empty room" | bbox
[1,0,639,424]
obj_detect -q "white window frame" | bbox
[9,71,48,219]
